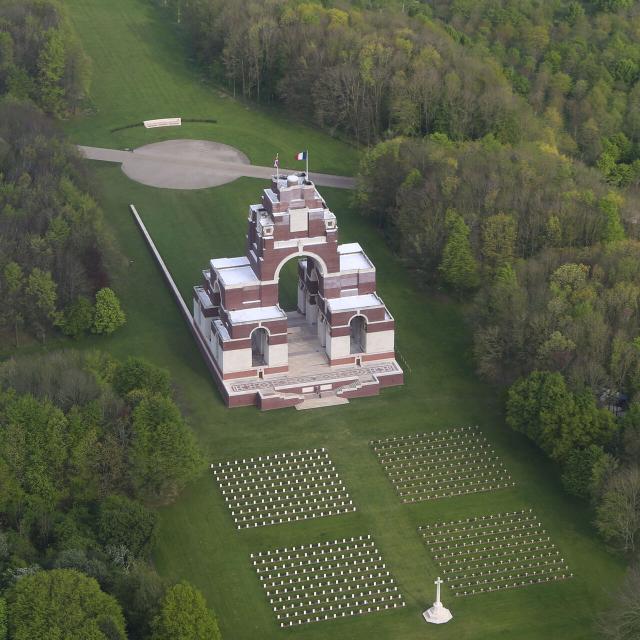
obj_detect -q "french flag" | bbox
[295,150,308,161]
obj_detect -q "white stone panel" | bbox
[222,347,252,373]
[268,343,288,367]
[328,335,350,359]
[365,329,394,354]
[289,207,309,233]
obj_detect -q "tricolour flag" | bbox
[273,153,279,168]
[295,150,308,161]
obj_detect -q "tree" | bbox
[598,564,640,640]
[596,466,640,553]
[131,394,202,503]
[25,268,58,320]
[561,444,607,499]
[506,371,616,462]
[600,192,625,244]
[93,288,126,335]
[62,297,94,338]
[151,581,220,640]
[439,209,479,292]
[112,357,171,398]
[481,213,517,274]
[97,494,157,557]
[0,597,6,640]
[7,569,126,640]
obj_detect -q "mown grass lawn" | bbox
[51,1,629,638]
[80,163,625,640]
[64,0,359,175]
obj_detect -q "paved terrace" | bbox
[78,139,356,190]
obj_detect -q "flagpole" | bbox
[306,150,309,182]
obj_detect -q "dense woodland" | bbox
[0,351,216,640]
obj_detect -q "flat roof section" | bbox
[211,256,250,270]
[228,305,287,324]
[338,243,374,272]
[217,265,260,287]
[326,293,382,312]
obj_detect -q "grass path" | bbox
[54,1,628,637]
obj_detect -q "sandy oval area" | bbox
[121,139,250,189]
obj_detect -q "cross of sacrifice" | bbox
[434,576,443,604]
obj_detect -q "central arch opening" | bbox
[350,315,367,354]
[276,255,329,374]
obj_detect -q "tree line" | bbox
[0,351,218,640]
[0,0,90,117]
[0,102,125,345]
[153,0,542,146]
[426,0,640,186]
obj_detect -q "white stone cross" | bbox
[435,576,443,604]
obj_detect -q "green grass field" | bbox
[53,1,629,638]
[64,0,358,175]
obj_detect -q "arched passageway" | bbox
[251,328,269,366]
[350,315,367,354]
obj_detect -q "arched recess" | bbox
[349,315,367,354]
[273,251,328,281]
[251,327,269,366]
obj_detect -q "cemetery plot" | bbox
[212,448,355,529]
[370,425,515,502]
[420,509,573,597]
[251,535,406,627]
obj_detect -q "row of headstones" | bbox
[220,474,341,492]
[220,475,343,499]
[438,546,560,570]
[277,596,405,627]
[377,436,490,461]
[264,570,393,591]
[370,425,479,449]
[423,520,542,545]
[214,448,327,468]
[386,452,502,473]
[228,486,349,511]
[420,509,532,531]
[397,471,513,492]
[256,551,384,580]
[453,573,573,597]
[449,564,573,591]
[255,547,379,574]
[401,480,516,502]
[388,454,503,478]
[444,556,568,581]
[215,462,335,483]
[267,576,395,601]
[432,536,553,559]
[420,512,537,537]
[271,583,400,610]
[379,440,493,465]
[252,536,374,564]
[234,503,356,529]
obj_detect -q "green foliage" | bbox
[112,357,171,398]
[600,192,626,244]
[561,445,607,499]
[0,0,91,115]
[481,213,517,274]
[0,597,6,640]
[506,371,616,462]
[93,288,126,335]
[599,564,640,640]
[97,495,157,557]
[131,394,202,503]
[62,297,95,338]
[439,209,479,292]
[595,465,640,552]
[7,569,126,640]
[151,581,220,640]
[0,103,110,343]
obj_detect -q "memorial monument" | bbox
[192,173,403,409]
[423,576,453,625]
